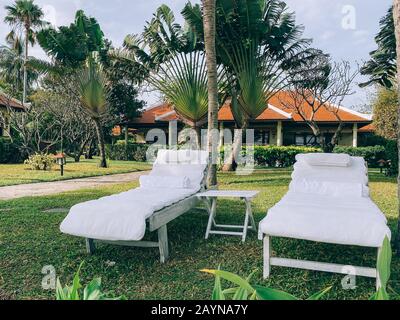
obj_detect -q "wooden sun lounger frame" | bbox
[262,235,383,290]
[85,166,209,263]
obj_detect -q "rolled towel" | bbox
[140,175,191,189]
[296,153,351,167]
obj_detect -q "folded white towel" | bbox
[139,175,191,189]
[289,179,369,198]
[292,158,368,185]
[296,153,351,167]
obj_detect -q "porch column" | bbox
[168,120,178,148]
[124,125,129,144]
[277,121,283,146]
[219,121,224,148]
[352,123,358,147]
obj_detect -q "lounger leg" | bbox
[263,235,271,279]
[86,238,95,255]
[205,198,217,239]
[376,247,382,291]
[158,225,169,264]
[242,200,251,242]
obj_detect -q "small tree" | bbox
[281,59,358,152]
[372,87,398,140]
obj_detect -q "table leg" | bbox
[242,199,251,242]
[247,201,257,233]
[205,198,217,239]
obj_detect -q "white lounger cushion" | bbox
[259,192,391,247]
[60,149,208,241]
[60,187,198,241]
[296,153,351,167]
[139,175,191,189]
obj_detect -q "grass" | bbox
[0,158,151,187]
[0,168,399,300]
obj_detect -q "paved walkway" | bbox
[0,171,149,200]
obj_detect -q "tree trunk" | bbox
[203,0,219,188]
[393,0,400,253]
[94,119,107,168]
[23,26,29,104]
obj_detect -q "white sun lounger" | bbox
[259,153,391,288]
[60,149,209,263]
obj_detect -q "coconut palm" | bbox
[4,0,46,103]
[76,55,109,168]
[393,0,400,252]
[0,35,38,96]
[202,0,219,186]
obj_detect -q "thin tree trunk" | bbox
[23,26,29,104]
[94,119,107,168]
[393,0,400,253]
[203,0,219,187]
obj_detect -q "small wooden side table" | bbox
[197,190,259,242]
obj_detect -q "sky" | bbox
[0,0,393,110]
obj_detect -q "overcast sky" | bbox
[0,0,393,110]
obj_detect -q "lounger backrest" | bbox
[150,149,209,190]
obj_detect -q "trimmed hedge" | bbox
[0,137,23,164]
[333,146,386,168]
[252,146,321,167]
[106,141,149,162]
[385,140,398,176]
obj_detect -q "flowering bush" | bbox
[24,153,55,171]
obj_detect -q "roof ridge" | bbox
[267,104,292,119]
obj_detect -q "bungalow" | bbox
[0,93,25,137]
[118,92,373,148]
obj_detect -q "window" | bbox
[295,134,318,146]
[254,130,270,145]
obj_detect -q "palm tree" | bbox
[0,35,38,97]
[149,52,210,146]
[393,0,400,252]
[4,0,45,103]
[361,6,397,88]
[183,0,317,171]
[76,56,109,168]
[202,0,219,187]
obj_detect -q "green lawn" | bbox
[0,169,398,300]
[0,158,151,187]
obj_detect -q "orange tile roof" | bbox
[269,91,370,123]
[0,93,25,110]
[358,124,375,132]
[132,92,372,125]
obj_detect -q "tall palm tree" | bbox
[76,56,109,168]
[393,0,400,252]
[4,0,45,103]
[202,0,219,187]
[0,35,38,96]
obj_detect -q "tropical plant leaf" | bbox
[253,285,298,300]
[306,286,332,300]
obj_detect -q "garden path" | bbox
[0,171,149,200]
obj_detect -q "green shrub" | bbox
[229,146,321,168]
[106,141,150,162]
[0,137,23,163]
[385,140,398,176]
[24,153,55,171]
[333,146,386,167]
